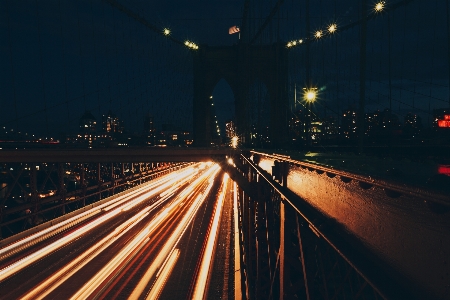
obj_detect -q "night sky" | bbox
[1,0,449,137]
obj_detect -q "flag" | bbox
[229,26,240,35]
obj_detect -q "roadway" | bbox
[0,162,236,299]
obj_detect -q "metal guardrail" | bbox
[237,153,424,299]
[251,150,450,208]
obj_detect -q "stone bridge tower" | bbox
[192,43,289,148]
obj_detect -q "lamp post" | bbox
[303,87,317,146]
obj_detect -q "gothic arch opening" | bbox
[247,79,270,148]
[211,79,236,146]
[193,43,289,148]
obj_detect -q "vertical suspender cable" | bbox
[388,12,392,112]
[358,0,368,153]
[334,0,340,124]
[58,0,71,132]
[6,1,19,130]
[76,2,86,111]
[427,0,439,124]
[447,0,450,107]
[91,2,101,121]
[35,0,49,134]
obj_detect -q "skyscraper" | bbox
[102,110,123,134]
[143,113,155,145]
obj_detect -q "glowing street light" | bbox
[328,24,337,33]
[303,88,317,102]
[163,28,170,36]
[184,40,199,50]
[315,30,323,39]
[375,1,385,12]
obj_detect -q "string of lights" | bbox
[104,0,200,51]
[286,0,416,48]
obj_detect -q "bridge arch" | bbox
[192,43,289,148]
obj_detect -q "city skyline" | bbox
[1,0,449,139]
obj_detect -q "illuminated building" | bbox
[78,111,97,148]
[158,124,191,147]
[102,110,123,134]
[341,110,358,141]
[79,111,97,133]
[225,121,236,138]
[144,113,156,146]
[433,108,450,129]
[289,109,307,145]
[403,113,422,139]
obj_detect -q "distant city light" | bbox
[163,28,170,36]
[287,42,292,47]
[231,136,239,148]
[315,30,323,38]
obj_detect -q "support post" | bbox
[111,162,115,195]
[58,163,66,215]
[279,200,285,300]
[358,0,368,153]
[30,165,39,223]
[97,163,102,200]
[296,214,311,300]
[81,164,86,207]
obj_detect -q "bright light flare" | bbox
[163,28,170,36]
[304,88,318,102]
[231,136,239,148]
[315,30,323,38]
[185,40,199,50]
[328,24,337,33]
[375,1,385,12]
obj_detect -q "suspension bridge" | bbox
[1,0,449,299]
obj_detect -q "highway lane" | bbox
[0,162,236,299]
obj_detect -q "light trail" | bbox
[20,208,152,300]
[0,165,194,263]
[130,164,221,299]
[192,173,229,300]
[0,164,203,283]
[234,180,243,300]
[146,249,180,300]
[72,164,220,299]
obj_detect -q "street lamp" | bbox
[303,87,318,146]
[303,88,317,102]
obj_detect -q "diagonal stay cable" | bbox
[102,0,185,46]
[250,0,284,44]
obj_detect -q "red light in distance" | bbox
[437,120,450,128]
[438,165,450,176]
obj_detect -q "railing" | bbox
[231,152,427,299]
